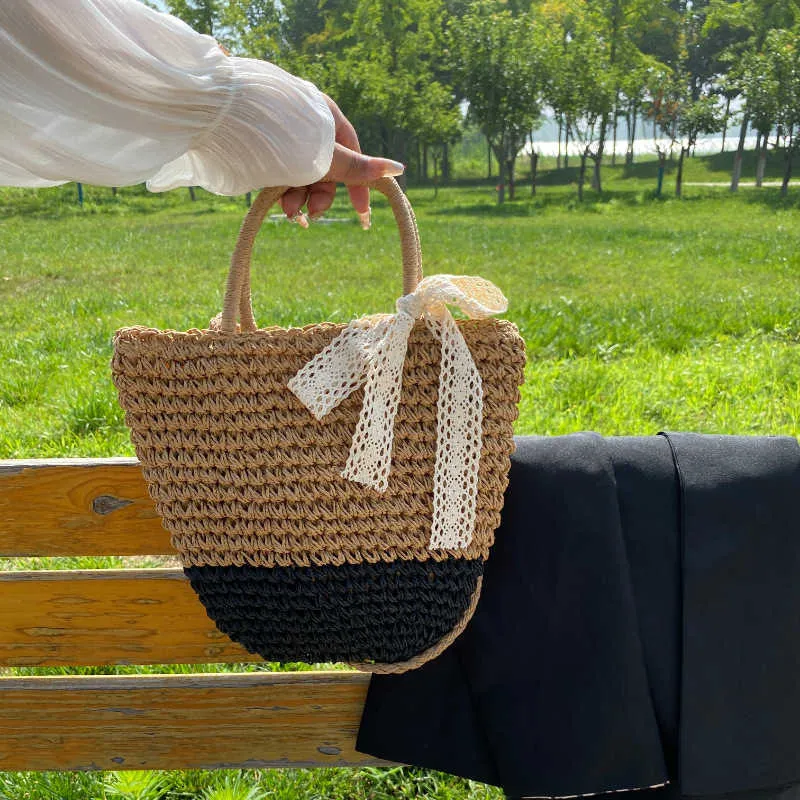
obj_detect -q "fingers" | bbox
[348,185,371,223]
[306,182,336,218]
[325,94,361,154]
[323,96,373,223]
[280,186,308,221]
[280,146,404,226]
[281,94,405,228]
[324,143,404,185]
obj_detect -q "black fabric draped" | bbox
[355,432,800,800]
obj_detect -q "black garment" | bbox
[355,432,800,800]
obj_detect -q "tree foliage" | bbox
[158,0,800,199]
[449,2,543,200]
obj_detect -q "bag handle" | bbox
[219,177,423,334]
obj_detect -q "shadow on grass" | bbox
[2,159,795,222]
[622,159,676,180]
[0,183,251,221]
[425,187,672,217]
[704,148,788,181]
[740,186,800,209]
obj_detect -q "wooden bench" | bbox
[0,458,392,772]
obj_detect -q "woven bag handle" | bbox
[219,177,423,334]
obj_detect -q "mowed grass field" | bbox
[2,164,799,459]
[0,156,798,798]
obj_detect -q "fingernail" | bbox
[293,212,309,229]
[359,208,371,230]
[382,160,405,177]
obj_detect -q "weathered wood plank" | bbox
[0,459,172,557]
[0,671,392,771]
[0,568,265,667]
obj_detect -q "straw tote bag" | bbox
[111,177,526,672]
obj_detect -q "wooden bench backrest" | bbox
[0,459,386,772]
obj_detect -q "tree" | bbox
[410,82,462,193]
[648,69,724,197]
[164,0,221,35]
[282,0,459,185]
[704,0,799,189]
[219,0,282,61]
[540,0,614,199]
[280,0,358,55]
[730,44,779,186]
[587,0,660,170]
[761,27,800,194]
[449,1,543,203]
[619,57,665,166]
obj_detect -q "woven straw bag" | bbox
[111,177,526,672]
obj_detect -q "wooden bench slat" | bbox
[0,568,267,667]
[0,458,402,775]
[0,671,392,771]
[0,459,172,557]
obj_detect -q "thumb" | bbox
[324,143,405,185]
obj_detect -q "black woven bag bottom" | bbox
[185,558,484,664]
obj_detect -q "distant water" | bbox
[526,115,757,158]
[525,134,759,158]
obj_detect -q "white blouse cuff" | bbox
[147,57,336,196]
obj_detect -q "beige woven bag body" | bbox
[111,177,526,672]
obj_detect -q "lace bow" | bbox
[287,274,508,550]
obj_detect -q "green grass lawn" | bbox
[0,154,798,798]
[1,158,798,458]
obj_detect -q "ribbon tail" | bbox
[287,316,390,420]
[342,314,415,492]
[427,312,483,550]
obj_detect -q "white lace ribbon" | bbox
[286,274,508,551]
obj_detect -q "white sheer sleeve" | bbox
[0,0,335,195]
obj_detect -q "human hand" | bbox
[279,94,405,230]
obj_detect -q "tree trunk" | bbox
[442,142,450,183]
[111,187,117,196]
[611,107,618,166]
[626,103,637,166]
[781,145,794,196]
[530,146,539,197]
[557,117,563,169]
[487,137,492,179]
[380,121,389,156]
[730,114,749,192]
[578,152,587,201]
[245,192,252,207]
[497,154,506,204]
[656,151,666,197]
[76,182,84,206]
[564,123,570,169]
[393,130,409,190]
[721,97,731,153]
[625,109,633,165]
[507,158,516,200]
[423,143,428,183]
[593,115,608,191]
[188,187,196,202]
[676,147,688,198]
[592,156,603,193]
[389,130,408,191]
[756,131,768,187]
